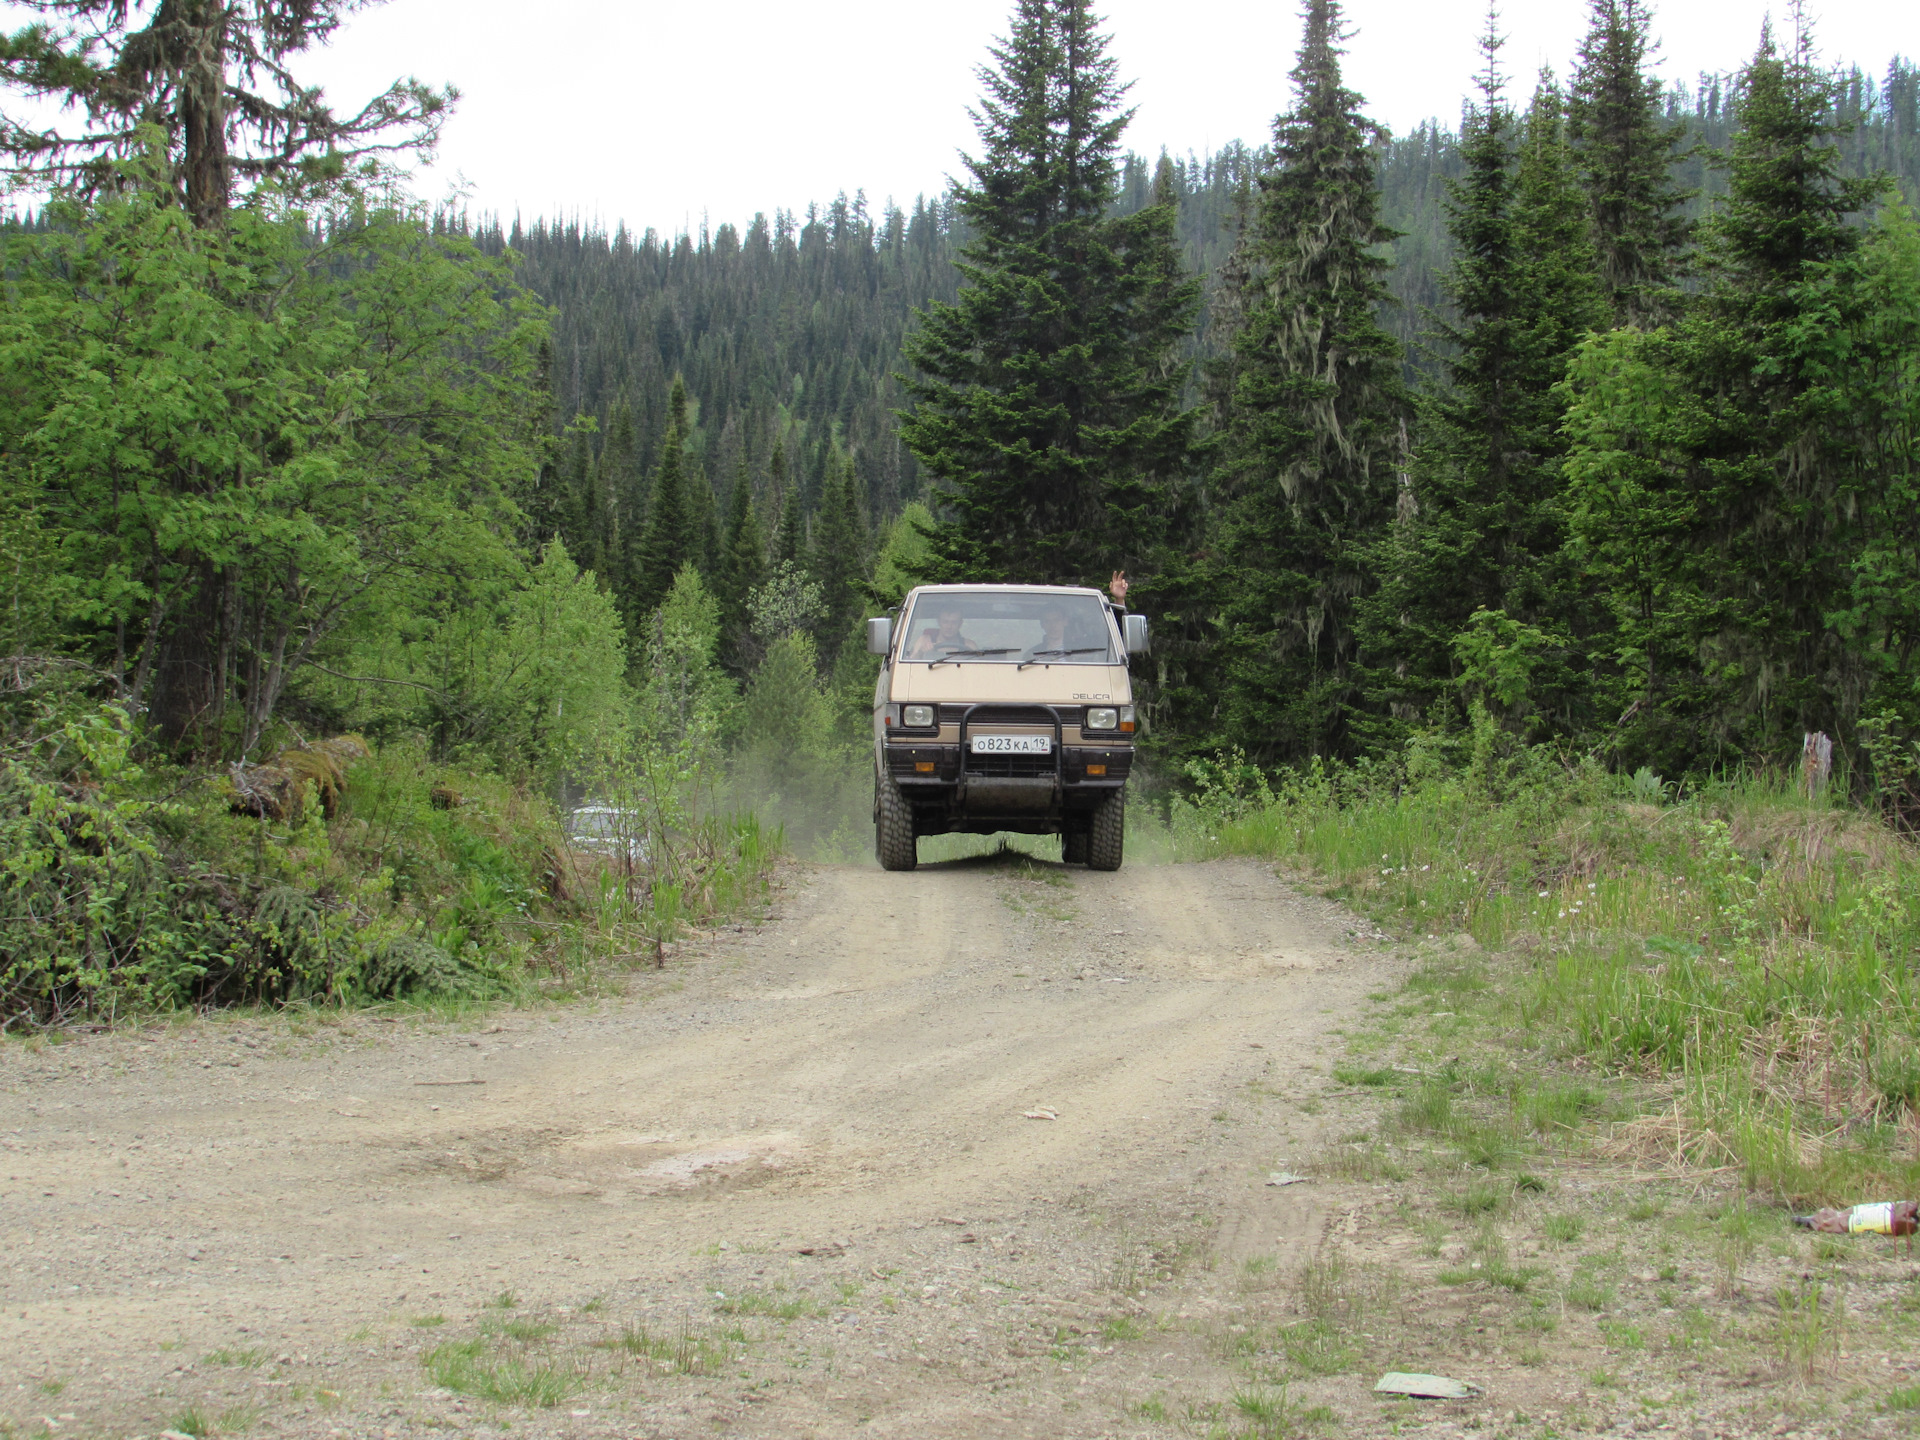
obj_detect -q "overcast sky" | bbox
[19,0,1918,232]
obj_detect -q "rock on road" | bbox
[1,855,1392,1438]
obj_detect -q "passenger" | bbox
[911,604,973,658]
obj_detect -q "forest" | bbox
[2,0,1919,1024]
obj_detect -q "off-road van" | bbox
[865,584,1148,872]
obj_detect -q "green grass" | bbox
[711,1287,823,1321]
[1139,741,1920,1204]
[203,1346,268,1368]
[423,1337,581,1407]
[1274,1319,1353,1375]
[1332,1061,1398,1087]
[597,1320,732,1375]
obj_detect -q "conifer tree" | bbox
[1563,19,1889,765]
[627,419,697,623]
[685,455,719,577]
[1207,0,1408,763]
[522,337,569,546]
[770,441,805,570]
[562,419,598,574]
[1364,42,1608,736]
[1567,0,1693,325]
[810,454,873,664]
[900,0,1196,586]
[594,399,638,590]
[718,459,768,668]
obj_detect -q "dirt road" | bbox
[2,854,1393,1439]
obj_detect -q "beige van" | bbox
[865,584,1148,871]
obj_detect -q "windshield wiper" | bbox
[925,647,1018,669]
[1018,646,1109,670]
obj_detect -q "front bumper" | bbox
[886,743,1132,787]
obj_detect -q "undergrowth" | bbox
[1,703,780,1028]
[1135,708,1920,1203]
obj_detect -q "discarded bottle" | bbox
[1791,1201,1919,1237]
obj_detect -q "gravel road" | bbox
[1,854,1392,1439]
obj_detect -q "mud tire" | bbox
[1086,791,1125,871]
[1062,828,1090,865]
[875,774,918,871]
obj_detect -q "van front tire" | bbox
[1087,791,1125,871]
[875,775,918,871]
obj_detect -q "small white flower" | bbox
[1538,891,1550,899]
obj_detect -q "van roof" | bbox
[906,583,1106,597]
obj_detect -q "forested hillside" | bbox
[491,57,1920,550]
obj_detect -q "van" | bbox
[866,584,1147,871]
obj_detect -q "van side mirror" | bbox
[1124,613,1149,655]
[866,617,893,656]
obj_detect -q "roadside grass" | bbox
[1137,728,1920,1206]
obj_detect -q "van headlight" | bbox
[1086,707,1118,731]
[902,704,935,728]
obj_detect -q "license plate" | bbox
[970,734,1052,755]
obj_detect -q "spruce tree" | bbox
[595,398,638,591]
[562,419,598,574]
[718,459,768,668]
[810,454,873,664]
[771,441,805,570]
[627,419,697,623]
[522,337,569,547]
[900,0,1196,586]
[1364,45,1608,737]
[1207,0,1409,763]
[1563,20,1888,766]
[1567,0,1693,325]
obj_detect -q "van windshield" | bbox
[900,591,1116,665]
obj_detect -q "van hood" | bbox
[889,662,1131,706]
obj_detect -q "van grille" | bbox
[941,704,1080,726]
[966,754,1058,779]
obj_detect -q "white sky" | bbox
[10,1,1914,232]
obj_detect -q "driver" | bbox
[1028,603,1070,657]
[911,604,972,658]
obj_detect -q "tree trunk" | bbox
[147,570,223,755]
[175,0,231,227]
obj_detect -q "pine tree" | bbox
[1364,42,1609,738]
[627,419,697,623]
[900,0,1196,586]
[1567,0,1693,325]
[1563,17,1889,766]
[1207,0,1409,763]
